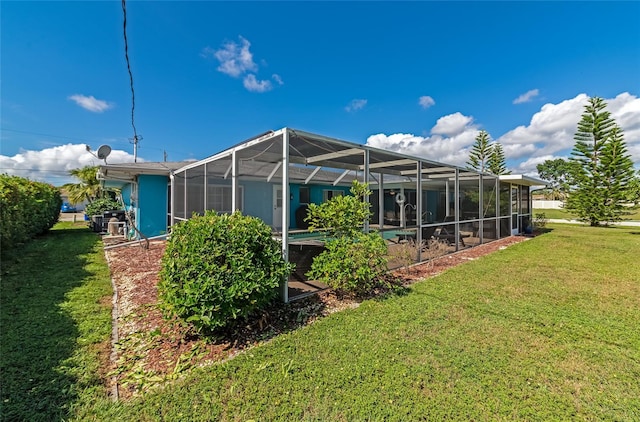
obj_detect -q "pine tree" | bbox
[488,142,510,175]
[599,125,636,221]
[467,130,492,173]
[566,97,637,226]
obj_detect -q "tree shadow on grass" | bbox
[0,226,106,421]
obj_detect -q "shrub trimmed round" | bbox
[159,211,292,333]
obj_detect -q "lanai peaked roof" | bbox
[175,128,485,184]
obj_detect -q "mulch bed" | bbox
[103,235,529,399]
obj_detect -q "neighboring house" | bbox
[168,128,544,302]
[97,161,193,238]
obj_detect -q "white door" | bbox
[511,185,519,235]
[273,185,283,228]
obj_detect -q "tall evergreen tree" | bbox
[566,97,637,226]
[467,130,492,173]
[487,142,510,175]
[598,125,636,220]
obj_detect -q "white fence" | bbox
[532,200,563,209]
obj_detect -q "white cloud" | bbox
[0,144,137,185]
[497,92,640,175]
[202,36,282,93]
[204,36,257,78]
[272,74,284,85]
[418,95,435,109]
[431,112,475,137]
[68,94,113,113]
[243,74,273,93]
[513,89,540,104]
[345,99,367,112]
[366,112,480,167]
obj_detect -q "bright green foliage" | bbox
[467,130,492,173]
[307,233,388,295]
[0,174,61,253]
[305,181,388,294]
[566,97,637,226]
[62,165,102,204]
[487,142,510,175]
[159,211,293,333]
[305,180,371,238]
[84,197,121,217]
[536,158,580,200]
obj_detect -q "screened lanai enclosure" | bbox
[171,128,542,302]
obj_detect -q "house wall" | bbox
[137,175,169,237]
[242,180,272,223]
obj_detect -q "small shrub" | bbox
[158,211,293,334]
[305,181,388,295]
[306,232,387,295]
[534,212,548,229]
[422,239,449,267]
[389,241,419,274]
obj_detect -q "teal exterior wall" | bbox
[137,175,169,237]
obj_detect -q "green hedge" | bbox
[0,174,62,253]
[159,211,293,334]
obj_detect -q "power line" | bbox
[122,0,140,162]
[0,128,129,145]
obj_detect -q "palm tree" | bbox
[62,165,101,204]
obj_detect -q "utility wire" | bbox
[122,0,140,161]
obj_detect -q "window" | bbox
[323,189,344,202]
[206,185,243,214]
[299,186,310,204]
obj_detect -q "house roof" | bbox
[98,161,193,180]
[97,161,195,189]
[498,174,547,187]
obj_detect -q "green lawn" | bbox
[3,223,640,420]
[533,207,640,221]
[0,222,113,421]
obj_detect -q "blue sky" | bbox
[2,1,639,185]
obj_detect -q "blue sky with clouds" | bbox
[2,1,639,185]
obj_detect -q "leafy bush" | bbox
[158,211,293,333]
[305,181,388,295]
[306,181,371,238]
[84,197,121,217]
[534,212,548,230]
[0,174,61,253]
[307,232,388,295]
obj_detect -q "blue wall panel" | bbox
[137,175,168,237]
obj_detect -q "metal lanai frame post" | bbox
[281,129,290,303]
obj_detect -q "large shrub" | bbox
[0,174,61,252]
[159,211,293,333]
[84,197,121,217]
[305,181,388,295]
[307,233,388,295]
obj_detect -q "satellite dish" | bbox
[96,145,112,162]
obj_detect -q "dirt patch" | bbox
[104,235,529,399]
